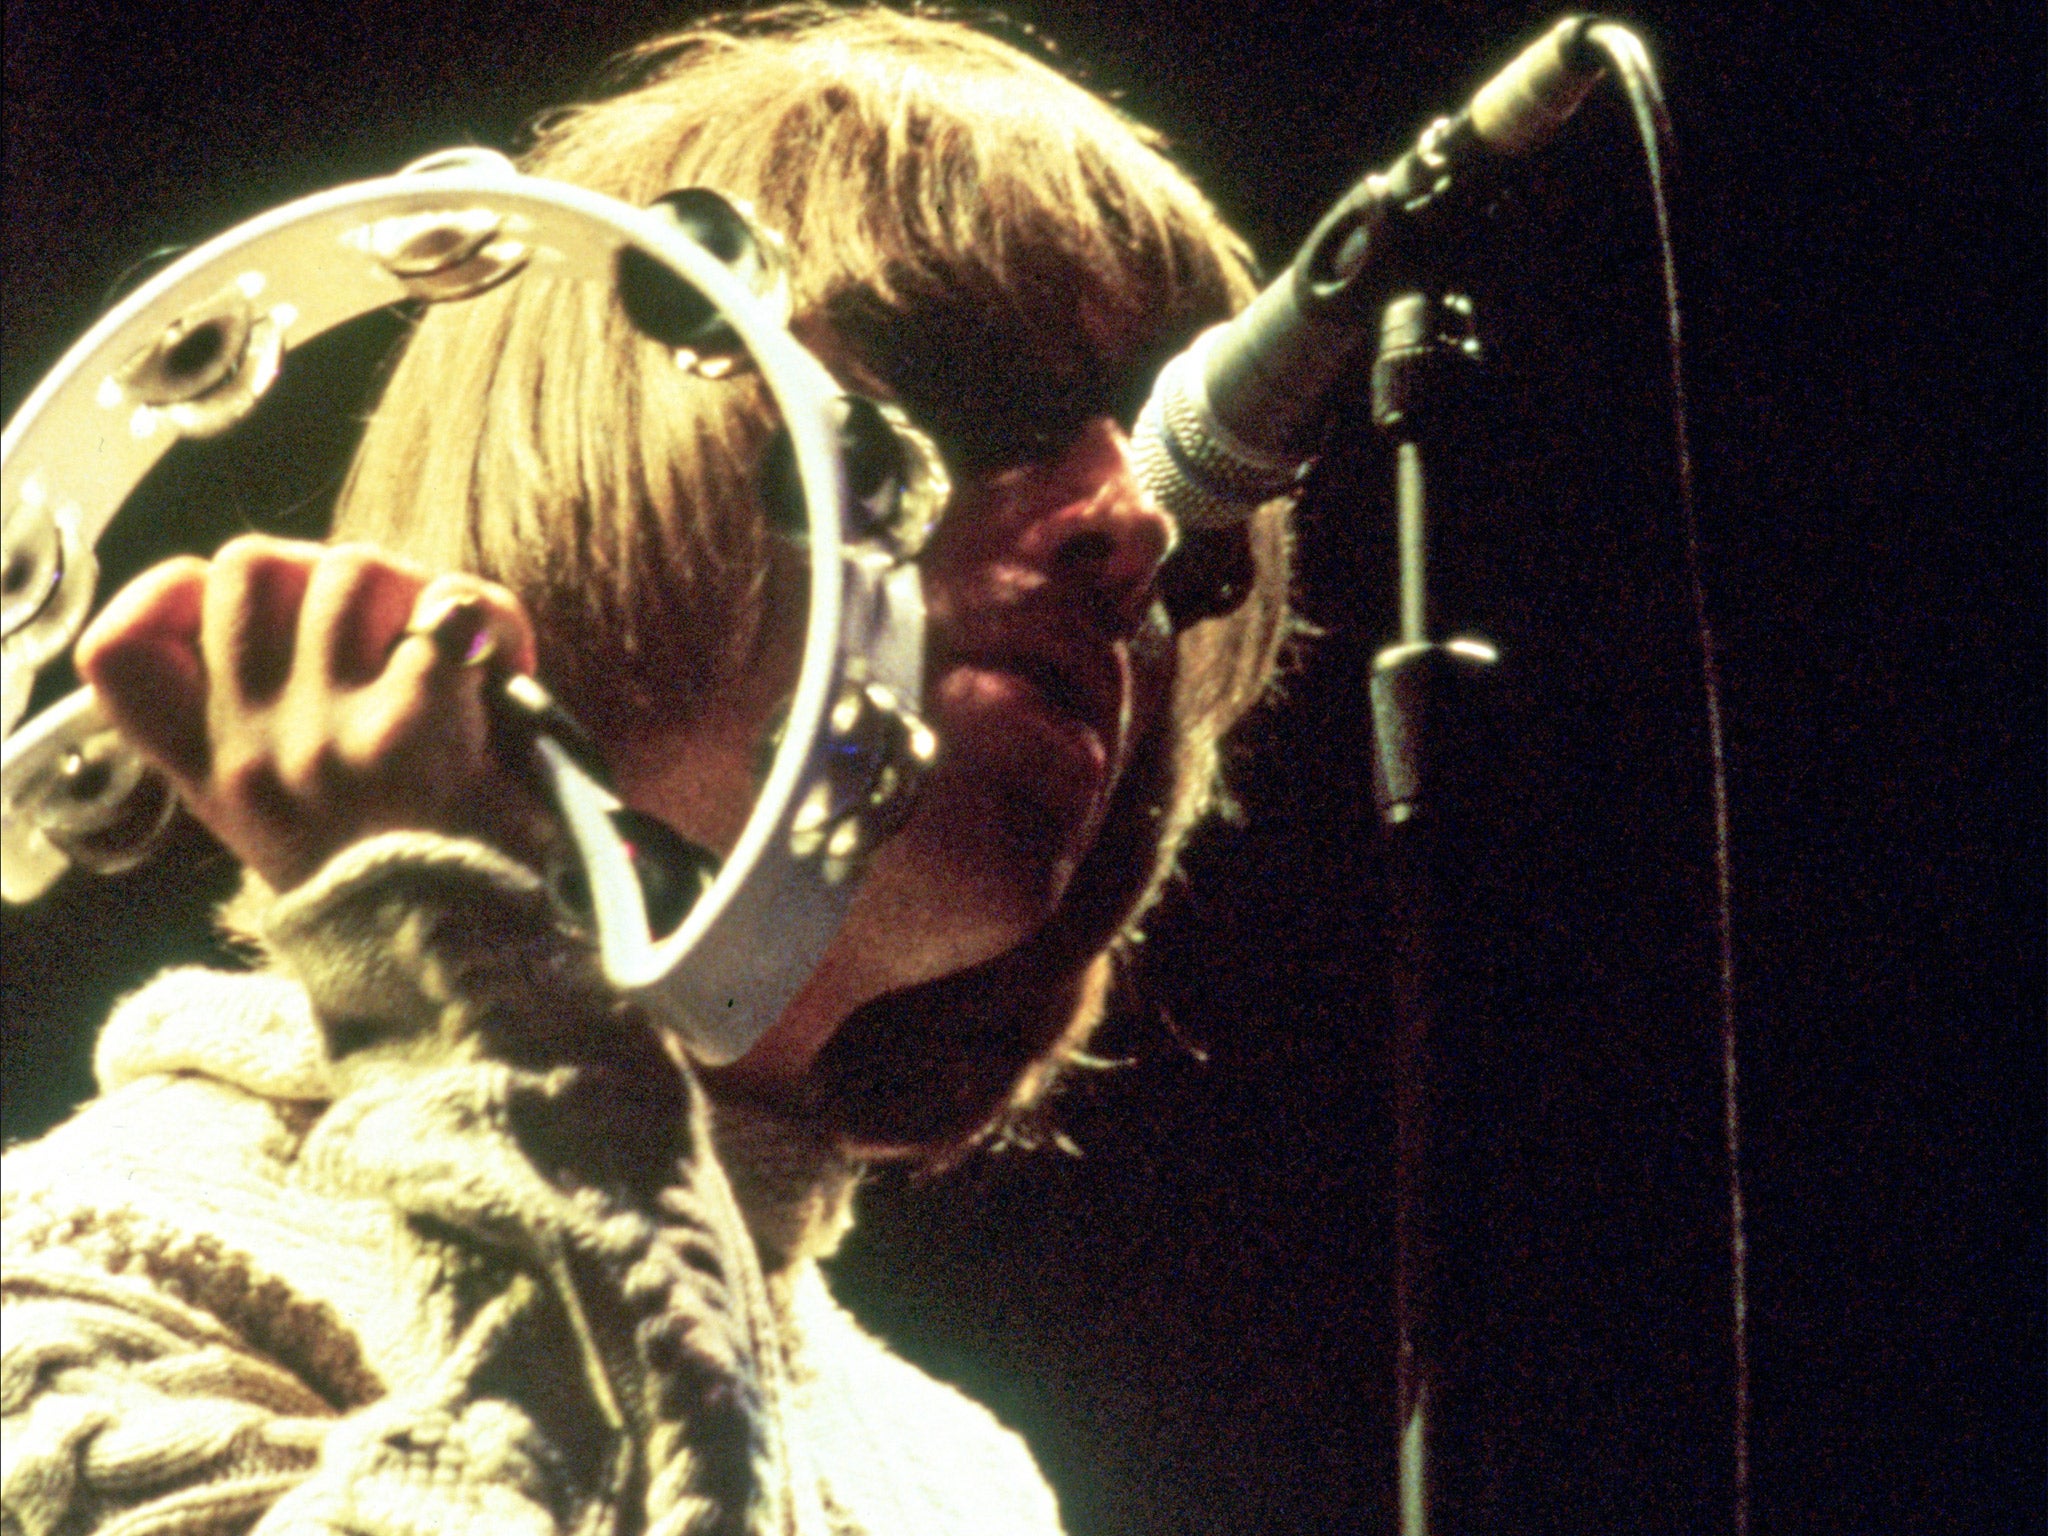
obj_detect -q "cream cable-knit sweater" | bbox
[0,833,1062,1536]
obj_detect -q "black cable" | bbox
[1584,23,1751,1536]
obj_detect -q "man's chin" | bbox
[843,781,1084,985]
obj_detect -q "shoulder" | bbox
[7,966,322,1205]
[2,966,395,1408]
[6,966,329,1215]
[0,971,395,1533]
[785,1263,1066,1536]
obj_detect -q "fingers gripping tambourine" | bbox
[0,150,945,1064]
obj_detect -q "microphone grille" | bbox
[1131,343,1309,530]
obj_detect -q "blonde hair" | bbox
[335,4,1295,1154]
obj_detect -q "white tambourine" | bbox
[0,152,944,1064]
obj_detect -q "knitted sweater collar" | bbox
[95,962,862,1281]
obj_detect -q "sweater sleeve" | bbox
[1,1231,334,1536]
[252,829,616,1076]
[0,1180,607,1536]
[3,830,796,1536]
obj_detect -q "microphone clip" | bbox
[1370,291,1487,444]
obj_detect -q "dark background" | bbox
[4,2,2039,1532]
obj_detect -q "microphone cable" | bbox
[1582,23,1751,1536]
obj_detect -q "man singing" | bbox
[1,8,1293,1531]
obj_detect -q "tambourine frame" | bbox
[0,157,932,1064]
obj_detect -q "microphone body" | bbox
[1132,15,1606,529]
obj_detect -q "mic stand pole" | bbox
[1367,289,1502,1536]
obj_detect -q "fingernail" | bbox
[458,623,498,668]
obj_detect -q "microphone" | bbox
[1132,15,1607,529]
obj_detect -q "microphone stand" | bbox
[1366,289,1504,1536]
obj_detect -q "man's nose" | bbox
[1014,418,1176,635]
